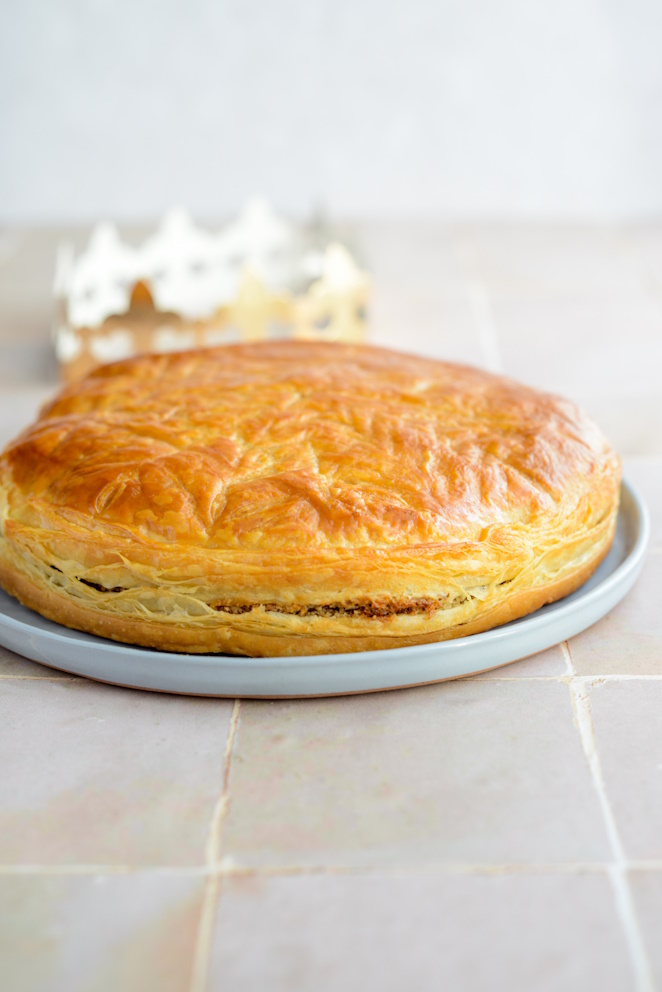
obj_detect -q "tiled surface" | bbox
[0,873,205,992]
[631,871,662,988]
[462,224,643,298]
[1,224,661,991]
[492,293,662,398]
[371,292,486,366]
[0,644,67,680]
[569,556,662,676]
[209,872,633,992]
[589,681,662,861]
[621,224,662,295]
[222,681,609,868]
[577,394,662,459]
[0,386,55,445]
[625,456,662,550]
[473,644,567,678]
[0,679,232,866]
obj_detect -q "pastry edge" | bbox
[0,535,612,657]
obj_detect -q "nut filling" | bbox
[64,572,456,617]
[212,598,452,618]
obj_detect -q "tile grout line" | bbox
[453,227,503,374]
[189,699,241,992]
[465,280,504,374]
[562,641,655,992]
[0,864,210,876]
[465,675,654,682]
[209,860,656,879]
[3,859,662,878]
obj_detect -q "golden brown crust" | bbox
[0,342,621,655]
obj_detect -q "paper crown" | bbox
[53,199,370,381]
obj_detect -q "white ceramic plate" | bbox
[0,480,649,697]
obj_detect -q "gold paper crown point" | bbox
[129,279,155,310]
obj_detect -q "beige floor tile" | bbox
[357,222,487,366]
[0,386,55,447]
[357,220,469,297]
[589,681,662,860]
[464,224,640,298]
[471,644,567,679]
[0,872,204,992]
[0,225,144,354]
[0,644,71,680]
[371,291,485,367]
[577,392,662,458]
[629,870,662,987]
[0,228,92,347]
[623,456,662,548]
[0,343,56,388]
[0,680,231,865]
[209,871,633,992]
[222,680,609,868]
[569,556,662,676]
[492,294,662,399]
[620,223,662,295]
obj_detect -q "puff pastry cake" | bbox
[0,342,620,657]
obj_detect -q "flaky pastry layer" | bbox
[0,342,621,656]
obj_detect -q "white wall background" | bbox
[1,0,661,223]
